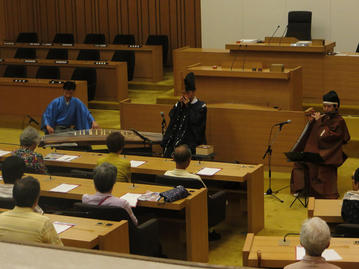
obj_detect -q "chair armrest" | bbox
[130,218,161,256]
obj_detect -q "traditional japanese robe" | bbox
[162,97,207,157]
[42,96,94,131]
[290,112,350,199]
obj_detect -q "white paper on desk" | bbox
[196,167,221,176]
[120,193,142,207]
[130,160,146,168]
[50,184,79,193]
[56,155,79,162]
[53,221,75,234]
[0,150,11,157]
[296,246,342,261]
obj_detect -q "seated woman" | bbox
[342,168,359,223]
[82,162,138,225]
[13,126,47,174]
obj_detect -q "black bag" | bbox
[159,185,190,202]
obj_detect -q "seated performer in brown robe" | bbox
[290,91,350,199]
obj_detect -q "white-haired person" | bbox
[13,126,47,174]
[284,217,340,269]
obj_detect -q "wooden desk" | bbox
[0,58,127,103]
[173,46,359,105]
[0,78,87,118]
[243,233,359,268]
[0,208,129,253]
[0,144,264,234]
[307,197,343,223]
[0,42,163,81]
[186,65,303,110]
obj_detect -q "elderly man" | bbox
[97,132,131,182]
[13,126,47,174]
[164,144,206,187]
[0,176,62,245]
[284,217,340,269]
[82,162,138,225]
[41,81,99,134]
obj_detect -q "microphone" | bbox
[274,120,291,130]
[160,112,167,135]
[27,115,39,126]
[278,232,300,246]
[267,25,280,44]
[278,25,288,45]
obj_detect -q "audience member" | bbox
[0,176,62,245]
[341,168,359,223]
[164,144,206,187]
[97,132,131,182]
[0,156,25,197]
[13,126,47,174]
[82,162,138,225]
[284,217,340,269]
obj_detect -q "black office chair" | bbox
[113,34,135,45]
[0,197,15,209]
[72,202,162,257]
[16,32,38,43]
[71,67,97,100]
[4,65,27,78]
[14,48,36,59]
[77,50,100,61]
[286,11,312,41]
[36,66,60,79]
[333,223,359,238]
[46,49,68,60]
[356,44,359,53]
[145,35,169,65]
[155,175,226,232]
[84,33,106,44]
[53,33,74,44]
[111,50,135,81]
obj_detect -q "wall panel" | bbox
[0,0,201,64]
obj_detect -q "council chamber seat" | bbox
[53,33,74,44]
[286,11,312,40]
[46,48,68,60]
[113,34,135,45]
[111,50,135,81]
[0,197,15,209]
[145,35,169,66]
[84,33,106,45]
[77,49,100,61]
[4,65,27,78]
[71,67,97,100]
[72,202,162,257]
[36,66,60,79]
[16,32,38,43]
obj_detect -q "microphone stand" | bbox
[262,123,288,203]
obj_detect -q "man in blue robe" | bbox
[42,81,99,134]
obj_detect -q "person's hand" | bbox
[179,95,190,106]
[313,112,323,121]
[92,121,100,129]
[46,125,54,134]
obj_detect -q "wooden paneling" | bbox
[0,0,201,65]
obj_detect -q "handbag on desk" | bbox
[159,185,190,202]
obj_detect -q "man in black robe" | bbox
[291,91,350,199]
[162,72,207,157]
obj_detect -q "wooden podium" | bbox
[186,65,303,110]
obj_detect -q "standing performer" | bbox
[41,81,99,134]
[290,91,350,199]
[161,72,207,157]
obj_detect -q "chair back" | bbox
[36,66,60,79]
[71,67,97,100]
[111,50,135,81]
[155,174,204,189]
[334,223,359,238]
[16,32,38,43]
[84,34,106,45]
[356,44,359,53]
[113,34,135,45]
[14,48,36,59]
[4,65,27,78]
[286,11,312,40]
[46,49,68,60]
[145,35,169,65]
[0,197,15,209]
[53,33,74,44]
[77,49,100,61]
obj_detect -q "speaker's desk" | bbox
[173,44,359,105]
[0,42,163,81]
[307,197,343,223]
[0,58,127,103]
[243,233,359,268]
[26,173,208,263]
[0,78,87,120]
[186,65,302,110]
[0,208,129,253]
[0,145,264,234]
